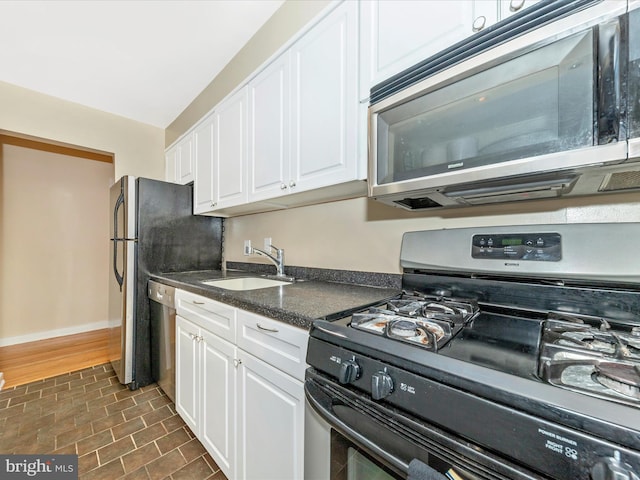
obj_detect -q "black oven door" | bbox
[305,369,545,480]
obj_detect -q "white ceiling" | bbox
[0,0,285,128]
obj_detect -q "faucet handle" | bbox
[267,243,282,253]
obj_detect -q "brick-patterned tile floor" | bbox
[0,363,228,479]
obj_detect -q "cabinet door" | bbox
[200,328,236,480]
[177,134,195,184]
[193,114,217,214]
[175,315,199,433]
[360,0,474,98]
[237,352,304,480]
[165,146,178,183]
[215,87,249,209]
[290,1,360,193]
[248,53,291,202]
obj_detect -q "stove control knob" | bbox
[338,359,360,384]
[371,371,394,400]
[591,454,640,480]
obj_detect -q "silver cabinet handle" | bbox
[210,201,217,208]
[472,15,486,32]
[257,323,279,333]
[233,358,242,368]
[280,183,287,190]
[510,0,525,12]
[192,300,205,305]
[289,180,296,188]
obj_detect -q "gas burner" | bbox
[540,318,640,405]
[389,319,420,337]
[594,363,640,400]
[546,320,640,360]
[349,310,449,350]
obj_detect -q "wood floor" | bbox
[0,329,110,389]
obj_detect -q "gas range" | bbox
[305,224,640,480]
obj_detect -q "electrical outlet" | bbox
[264,237,272,251]
[244,240,252,256]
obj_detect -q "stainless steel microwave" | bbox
[368,0,640,210]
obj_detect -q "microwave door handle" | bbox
[597,16,623,144]
[443,175,578,199]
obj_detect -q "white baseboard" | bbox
[0,321,110,347]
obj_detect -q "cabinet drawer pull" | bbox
[192,301,205,305]
[233,358,242,368]
[257,323,279,333]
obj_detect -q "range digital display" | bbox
[501,238,523,246]
[471,232,561,261]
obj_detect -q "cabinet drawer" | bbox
[237,310,308,382]
[175,289,236,343]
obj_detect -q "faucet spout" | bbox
[251,244,286,277]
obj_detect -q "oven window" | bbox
[375,29,594,185]
[330,430,402,480]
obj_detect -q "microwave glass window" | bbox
[376,30,594,185]
[629,8,640,138]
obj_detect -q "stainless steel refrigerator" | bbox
[108,176,222,389]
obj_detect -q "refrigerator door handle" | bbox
[113,240,124,290]
[113,192,125,290]
[113,190,124,239]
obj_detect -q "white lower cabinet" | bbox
[237,352,304,480]
[175,288,308,480]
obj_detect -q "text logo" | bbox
[0,455,77,479]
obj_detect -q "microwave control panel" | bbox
[471,233,561,262]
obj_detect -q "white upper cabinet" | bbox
[248,53,291,202]
[165,134,194,185]
[177,134,194,184]
[165,145,178,183]
[360,0,474,99]
[360,0,541,99]
[214,86,249,210]
[290,0,360,193]
[193,113,216,214]
[246,0,361,205]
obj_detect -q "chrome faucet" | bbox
[251,244,286,278]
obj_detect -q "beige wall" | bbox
[0,80,165,180]
[0,81,165,345]
[1,144,113,344]
[225,193,640,274]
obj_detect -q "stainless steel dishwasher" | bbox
[148,280,176,402]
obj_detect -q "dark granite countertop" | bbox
[150,269,401,330]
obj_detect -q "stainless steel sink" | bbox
[201,277,292,291]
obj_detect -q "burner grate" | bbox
[348,293,478,351]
